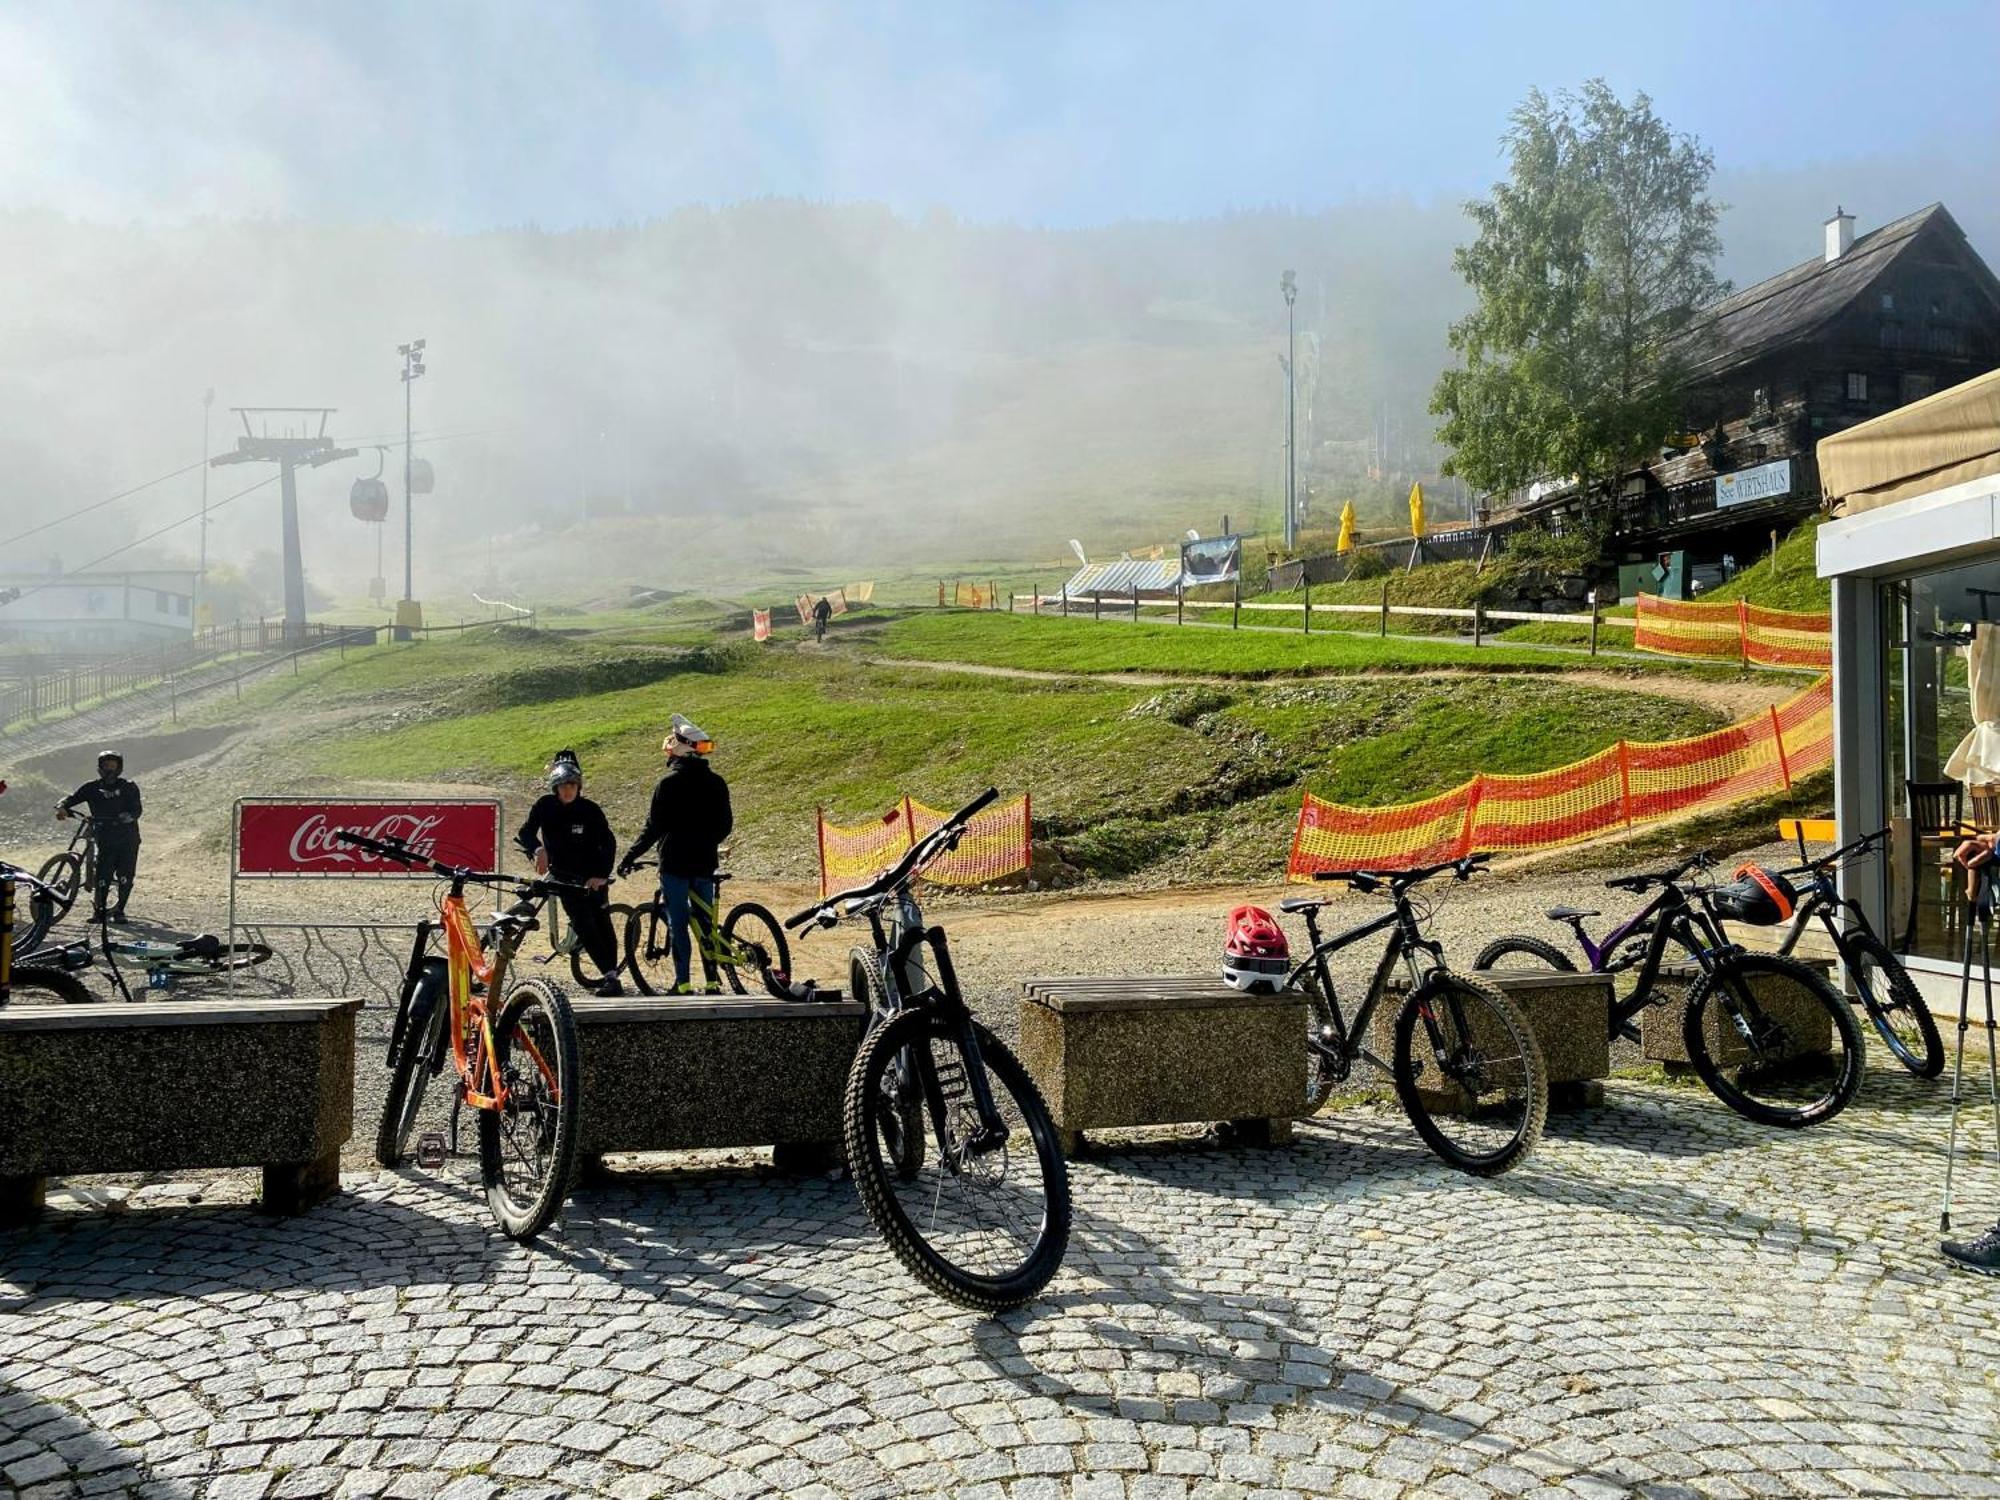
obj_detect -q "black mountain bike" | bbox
[36,812,96,922]
[1476,852,1866,1127]
[1765,827,1943,1078]
[787,788,1070,1312]
[1283,853,1547,1176]
[0,865,91,1004]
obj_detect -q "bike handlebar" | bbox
[1604,850,1715,893]
[0,862,62,899]
[332,829,591,896]
[1308,851,1490,892]
[785,787,1002,930]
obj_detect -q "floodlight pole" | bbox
[1281,270,1298,553]
[398,339,426,641]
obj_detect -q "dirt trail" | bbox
[858,653,1794,719]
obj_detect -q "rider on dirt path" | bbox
[57,749,141,923]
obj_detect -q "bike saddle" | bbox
[184,933,223,958]
[1544,906,1599,922]
[1279,897,1332,913]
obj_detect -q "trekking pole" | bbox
[1942,866,1993,1230]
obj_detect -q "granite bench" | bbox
[0,998,360,1226]
[1018,976,1306,1154]
[570,992,863,1177]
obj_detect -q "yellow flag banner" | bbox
[1408,481,1426,539]
[1287,675,1832,875]
[1336,501,1356,555]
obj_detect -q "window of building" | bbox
[1879,292,1895,312]
[1930,324,1966,356]
[175,595,190,616]
[1846,372,1870,402]
[155,590,170,612]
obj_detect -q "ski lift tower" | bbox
[210,408,356,644]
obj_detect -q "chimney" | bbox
[1824,206,1855,263]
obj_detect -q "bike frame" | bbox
[1286,883,1454,1068]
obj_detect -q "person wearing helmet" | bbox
[618,714,733,994]
[515,753,623,994]
[57,750,142,923]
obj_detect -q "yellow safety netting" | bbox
[1631,594,1831,669]
[817,794,1032,896]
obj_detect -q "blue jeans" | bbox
[659,874,716,988]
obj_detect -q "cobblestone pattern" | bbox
[4,1061,2000,1499]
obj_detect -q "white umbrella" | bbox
[1945,622,2000,786]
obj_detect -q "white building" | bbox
[1818,367,2000,1005]
[0,569,199,650]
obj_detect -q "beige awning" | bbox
[1817,366,2000,513]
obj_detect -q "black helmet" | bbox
[547,759,582,792]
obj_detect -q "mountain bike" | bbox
[1282,853,1547,1176]
[35,812,96,922]
[787,788,1069,1312]
[623,859,790,996]
[336,828,582,1241]
[1763,827,1943,1078]
[0,866,91,1005]
[1474,852,1866,1126]
[98,929,273,984]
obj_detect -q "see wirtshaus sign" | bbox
[1715,458,1794,509]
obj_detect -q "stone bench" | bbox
[1641,957,1838,1069]
[1018,976,1306,1154]
[571,993,863,1176]
[0,998,360,1226]
[1381,970,1613,1110]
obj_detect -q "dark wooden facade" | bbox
[1506,205,2000,563]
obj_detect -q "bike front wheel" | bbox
[477,976,582,1239]
[845,1008,1070,1311]
[1392,974,1547,1176]
[1683,954,1864,1127]
[1844,931,1943,1078]
[2,964,93,1004]
[377,959,449,1167]
[851,949,924,1177]
[718,902,791,995]
[35,851,81,921]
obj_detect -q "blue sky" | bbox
[2,0,1995,230]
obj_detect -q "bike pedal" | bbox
[415,1132,447,1170]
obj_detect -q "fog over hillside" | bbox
[3,151,1994,600]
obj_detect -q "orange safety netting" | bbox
[817,793,1032,896]
[794,593,815,625]
[752,608,771,642]
[953,581,992,609]
[1631,594,1831,669]
[847,581,875,604]
[1287,674,1832,878]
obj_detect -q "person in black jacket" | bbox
[516,754,623,994]
[57,749,142,923]
[618,714,732,994]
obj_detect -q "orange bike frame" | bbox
[437,889,563,1114]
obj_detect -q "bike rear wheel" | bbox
[1392,974,1547,1176]
[162,942,273,976]
[2,965,93,1004]
[35,852,81,921]
[477,976,582,1240]
[1682,954,1865,1127]
[1300,977,1341,1114]
[377,961,449,1166]
[1844,931,1943,1078]
[718,902,790,995]
[1472,934,1576,973]
[845,1007,1070,1311]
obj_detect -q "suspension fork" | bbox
[387,919,436,1067]
[897,925,1009,1152]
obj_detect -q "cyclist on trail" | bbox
[515,751,623,996]
[57,749,141,924]
[618,714,733,994]
[812,594,832,643]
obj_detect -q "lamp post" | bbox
[198,387,214,630]
[397,339,426,640]
[1281,270,1297,552]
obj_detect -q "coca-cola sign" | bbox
[234,800,502,878]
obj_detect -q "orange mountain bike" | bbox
[335,828,582,1240]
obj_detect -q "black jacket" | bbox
[624,758,733,877]
[62,777,142,841]
[515,793,617,881]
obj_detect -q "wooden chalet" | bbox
[1503,204,2000,573]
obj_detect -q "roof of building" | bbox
[1674,204,2000,381]
[1062,558,1188,597]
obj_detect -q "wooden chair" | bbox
[1902,780,1966,953]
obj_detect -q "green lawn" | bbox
[854,609,1661,678]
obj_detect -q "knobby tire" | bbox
[478,975,581,1240]
[1844,930,1943,1078]
[1472,935,1576,973]
[376,960,449,1167]
[2,965,93,1005]
[1392,973,1547,1176]
[1682,953,1865,1127]
[850,947,924,1178]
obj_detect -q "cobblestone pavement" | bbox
[6,1053,2000,1500]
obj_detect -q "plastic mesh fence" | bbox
[953,581,992,609]
[817,794,1031,896]
[1287,675,1832,877]
[1631,594,1831,669]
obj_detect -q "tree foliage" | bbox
[1431,81,1727,502]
